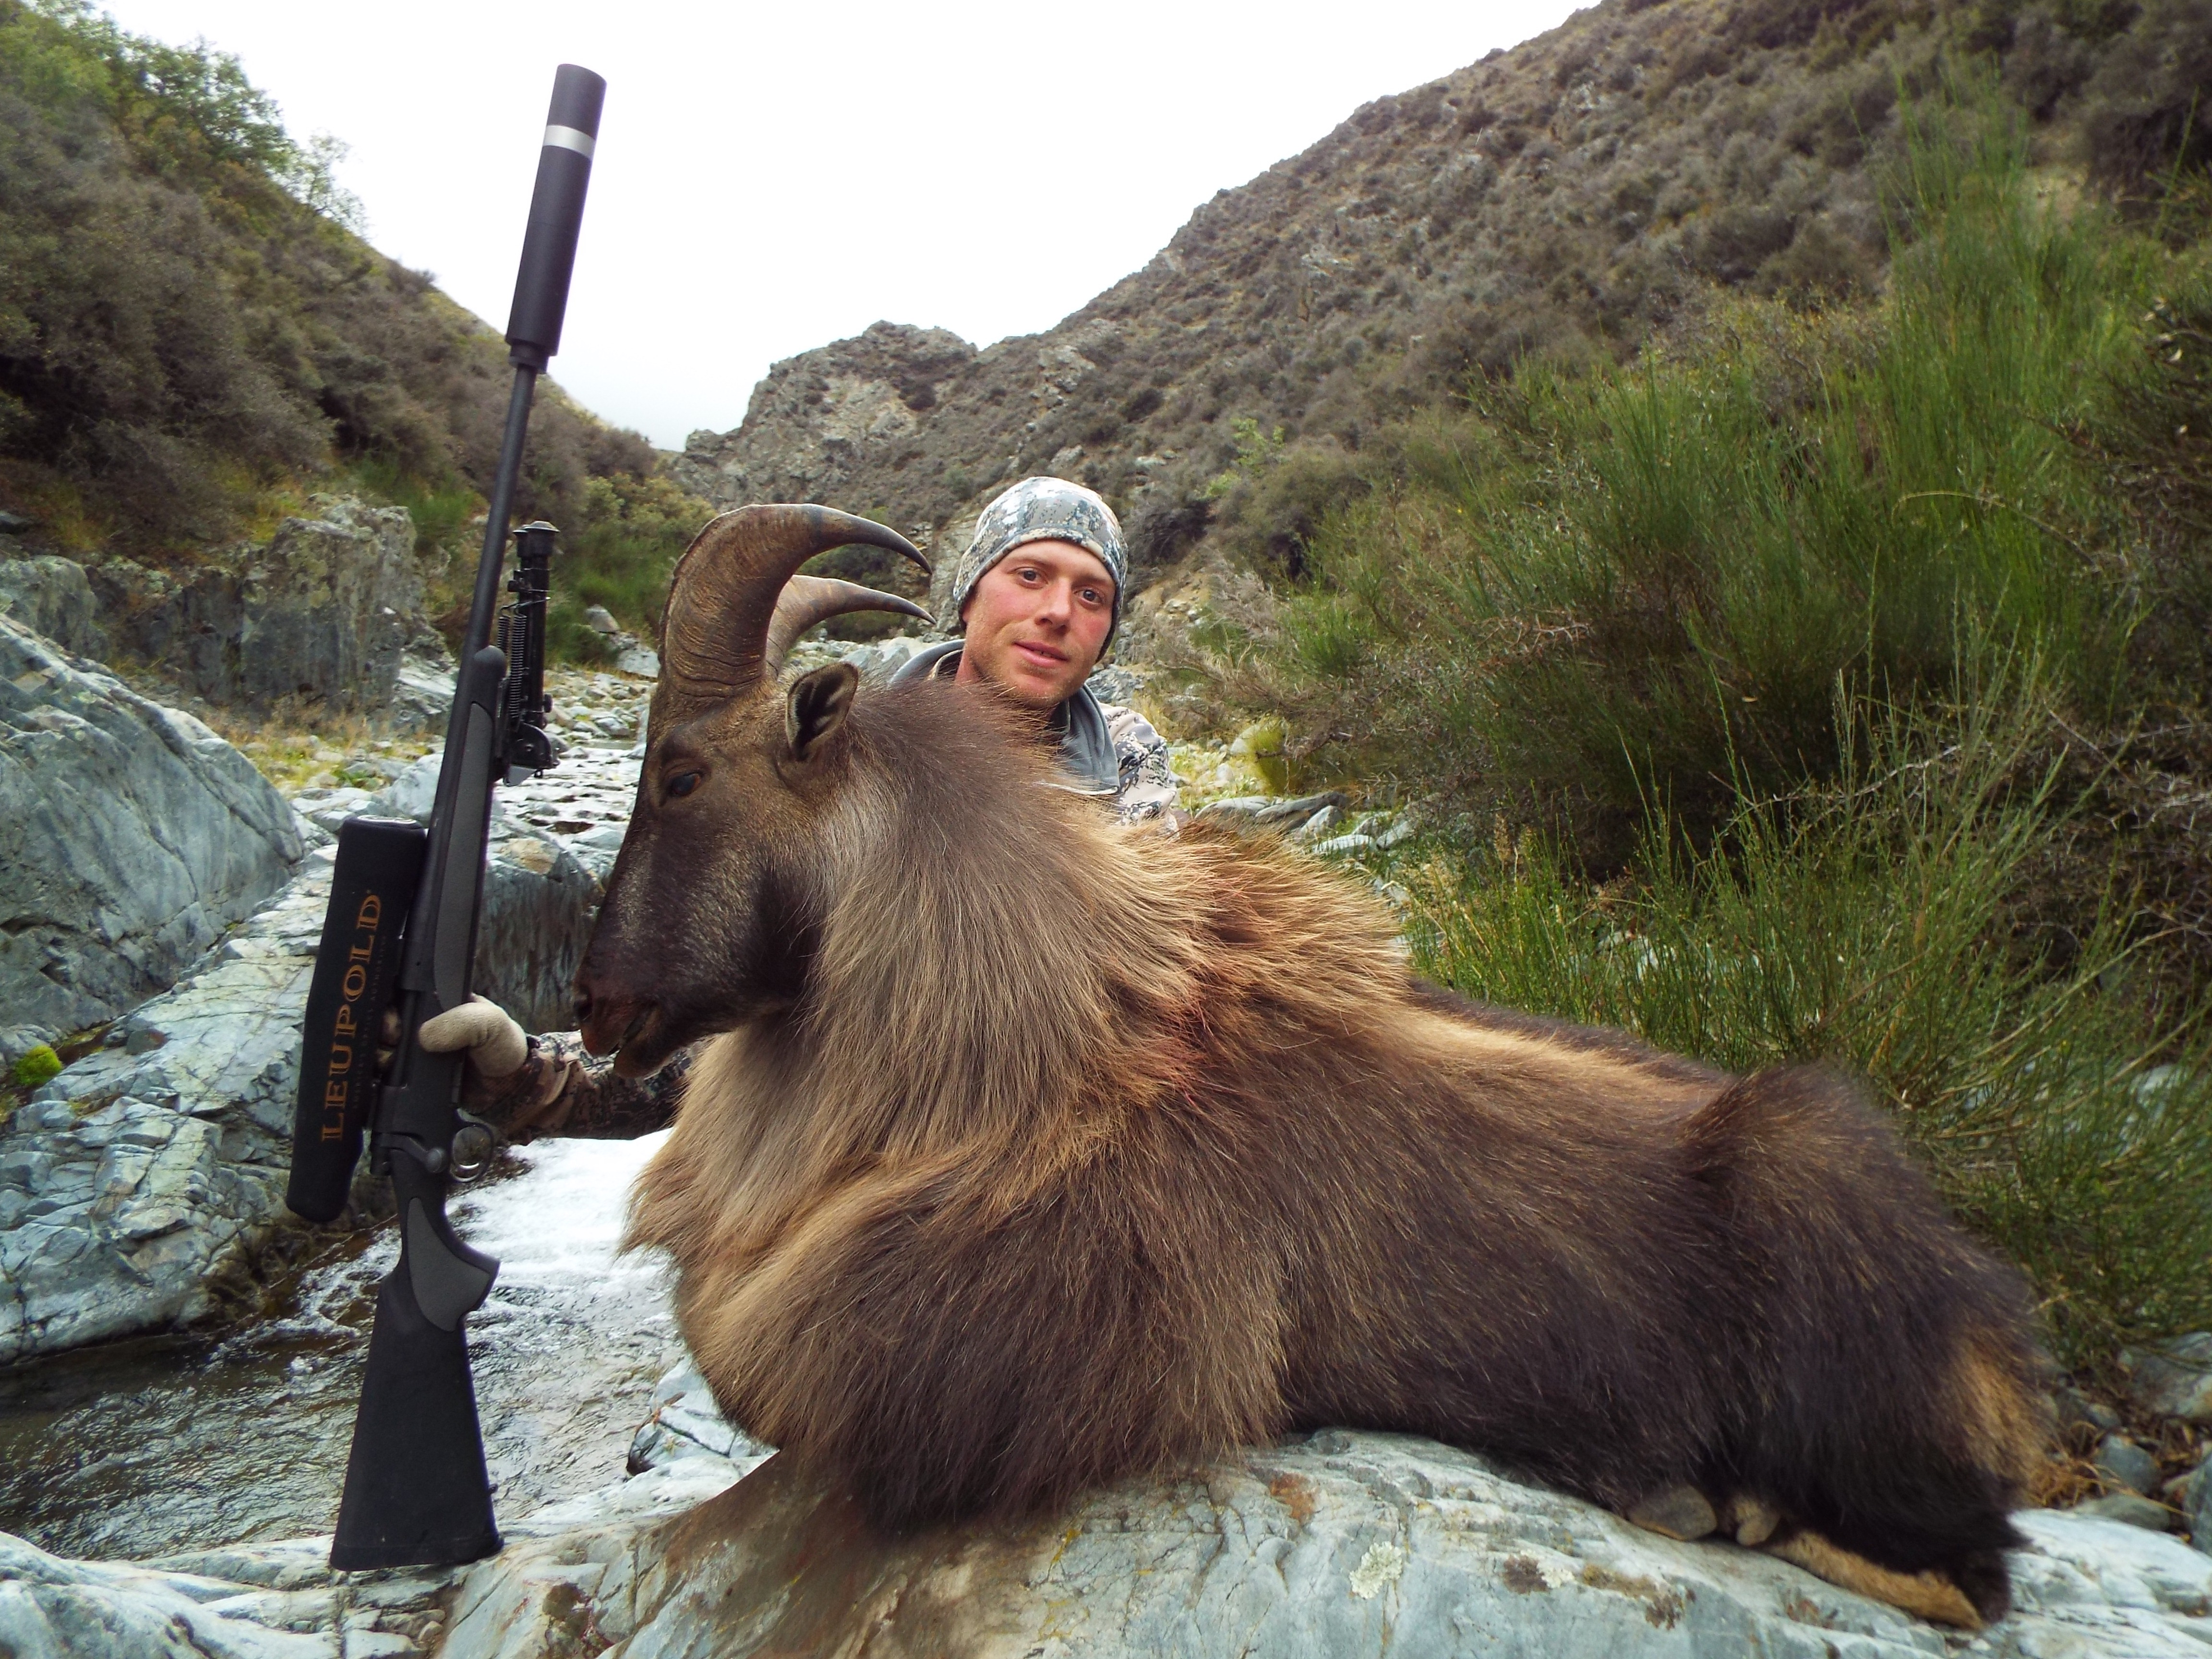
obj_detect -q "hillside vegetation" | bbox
[676,0,2212,605]
[1171,83,2212,1376]
[0,0,704,656]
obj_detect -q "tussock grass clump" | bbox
[1403,696,2212,1374]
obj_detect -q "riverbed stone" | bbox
[0,614,304,1069]
[0,805,605,1361]
[2094,1434,2163,1496]
[6,1429,2210,1657]
[625,1358,774,1475]
[0,1528,431,1658]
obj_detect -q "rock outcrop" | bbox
[5,1429,2209,1658]
[1,854,343,1359]
[0,554,107,659]
[0,727,629,1362]
[0,614,304,1068]
[91,496,429,716]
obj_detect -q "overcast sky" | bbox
[97,0,1584,450]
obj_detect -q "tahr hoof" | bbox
[1626,1484,1718,1540]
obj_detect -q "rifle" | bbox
[285,63,604,1571]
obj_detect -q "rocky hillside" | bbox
[675,0,2212,607]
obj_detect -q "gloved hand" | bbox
[417,995,529,1080]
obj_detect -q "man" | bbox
[894,475,1176,822]
[422,477,1178,1134]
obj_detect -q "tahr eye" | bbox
[666,771,702,799]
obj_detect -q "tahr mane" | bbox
[630,677,1416,1276]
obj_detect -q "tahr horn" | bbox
[651,505,929,734]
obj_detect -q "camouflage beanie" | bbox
[949,477,1127,646]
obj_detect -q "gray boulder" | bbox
[557,1432,2212,1659]
[7,1429,2210,1657]
[0,614,303,1066]
[0,554,106,658]
[476,815,601,1034]
[92,496,424,715]
[0,855,333,1359]
[1,800,598,1360]
[2129,1333,2212,1425]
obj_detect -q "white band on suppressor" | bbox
[543,124,595,158]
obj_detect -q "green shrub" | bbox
[552,469,714,658]
[10,1043,60,1088]
[1262,89,2166,860]
[1403,696,2212,1372]
[348,455,473,561]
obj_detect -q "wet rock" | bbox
[91,496,426,716]
[0,859,332,1360]
[2129,1334,2212,1425]
[625,1359,775,1475]
[0,1527,440,1657]
[0,615,303,1069]
[2,800,605,1360]
[0,1531,373,1658]
[0,554,106,658]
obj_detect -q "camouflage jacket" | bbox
[889,640,1179,823]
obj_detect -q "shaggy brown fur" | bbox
[583,672,2047,1629]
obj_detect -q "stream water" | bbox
[0,1133,676,1561]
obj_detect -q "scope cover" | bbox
[287,817,429,1224]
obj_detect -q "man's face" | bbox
[953,539,1115,709]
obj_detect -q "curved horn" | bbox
[652,505,928,730]
[766,575,931,675]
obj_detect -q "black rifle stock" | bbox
[287,64,604,1573]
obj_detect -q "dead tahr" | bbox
[573,504,2048,1630]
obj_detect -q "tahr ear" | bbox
[785,662,860,762]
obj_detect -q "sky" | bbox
[96,0,1585,450]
